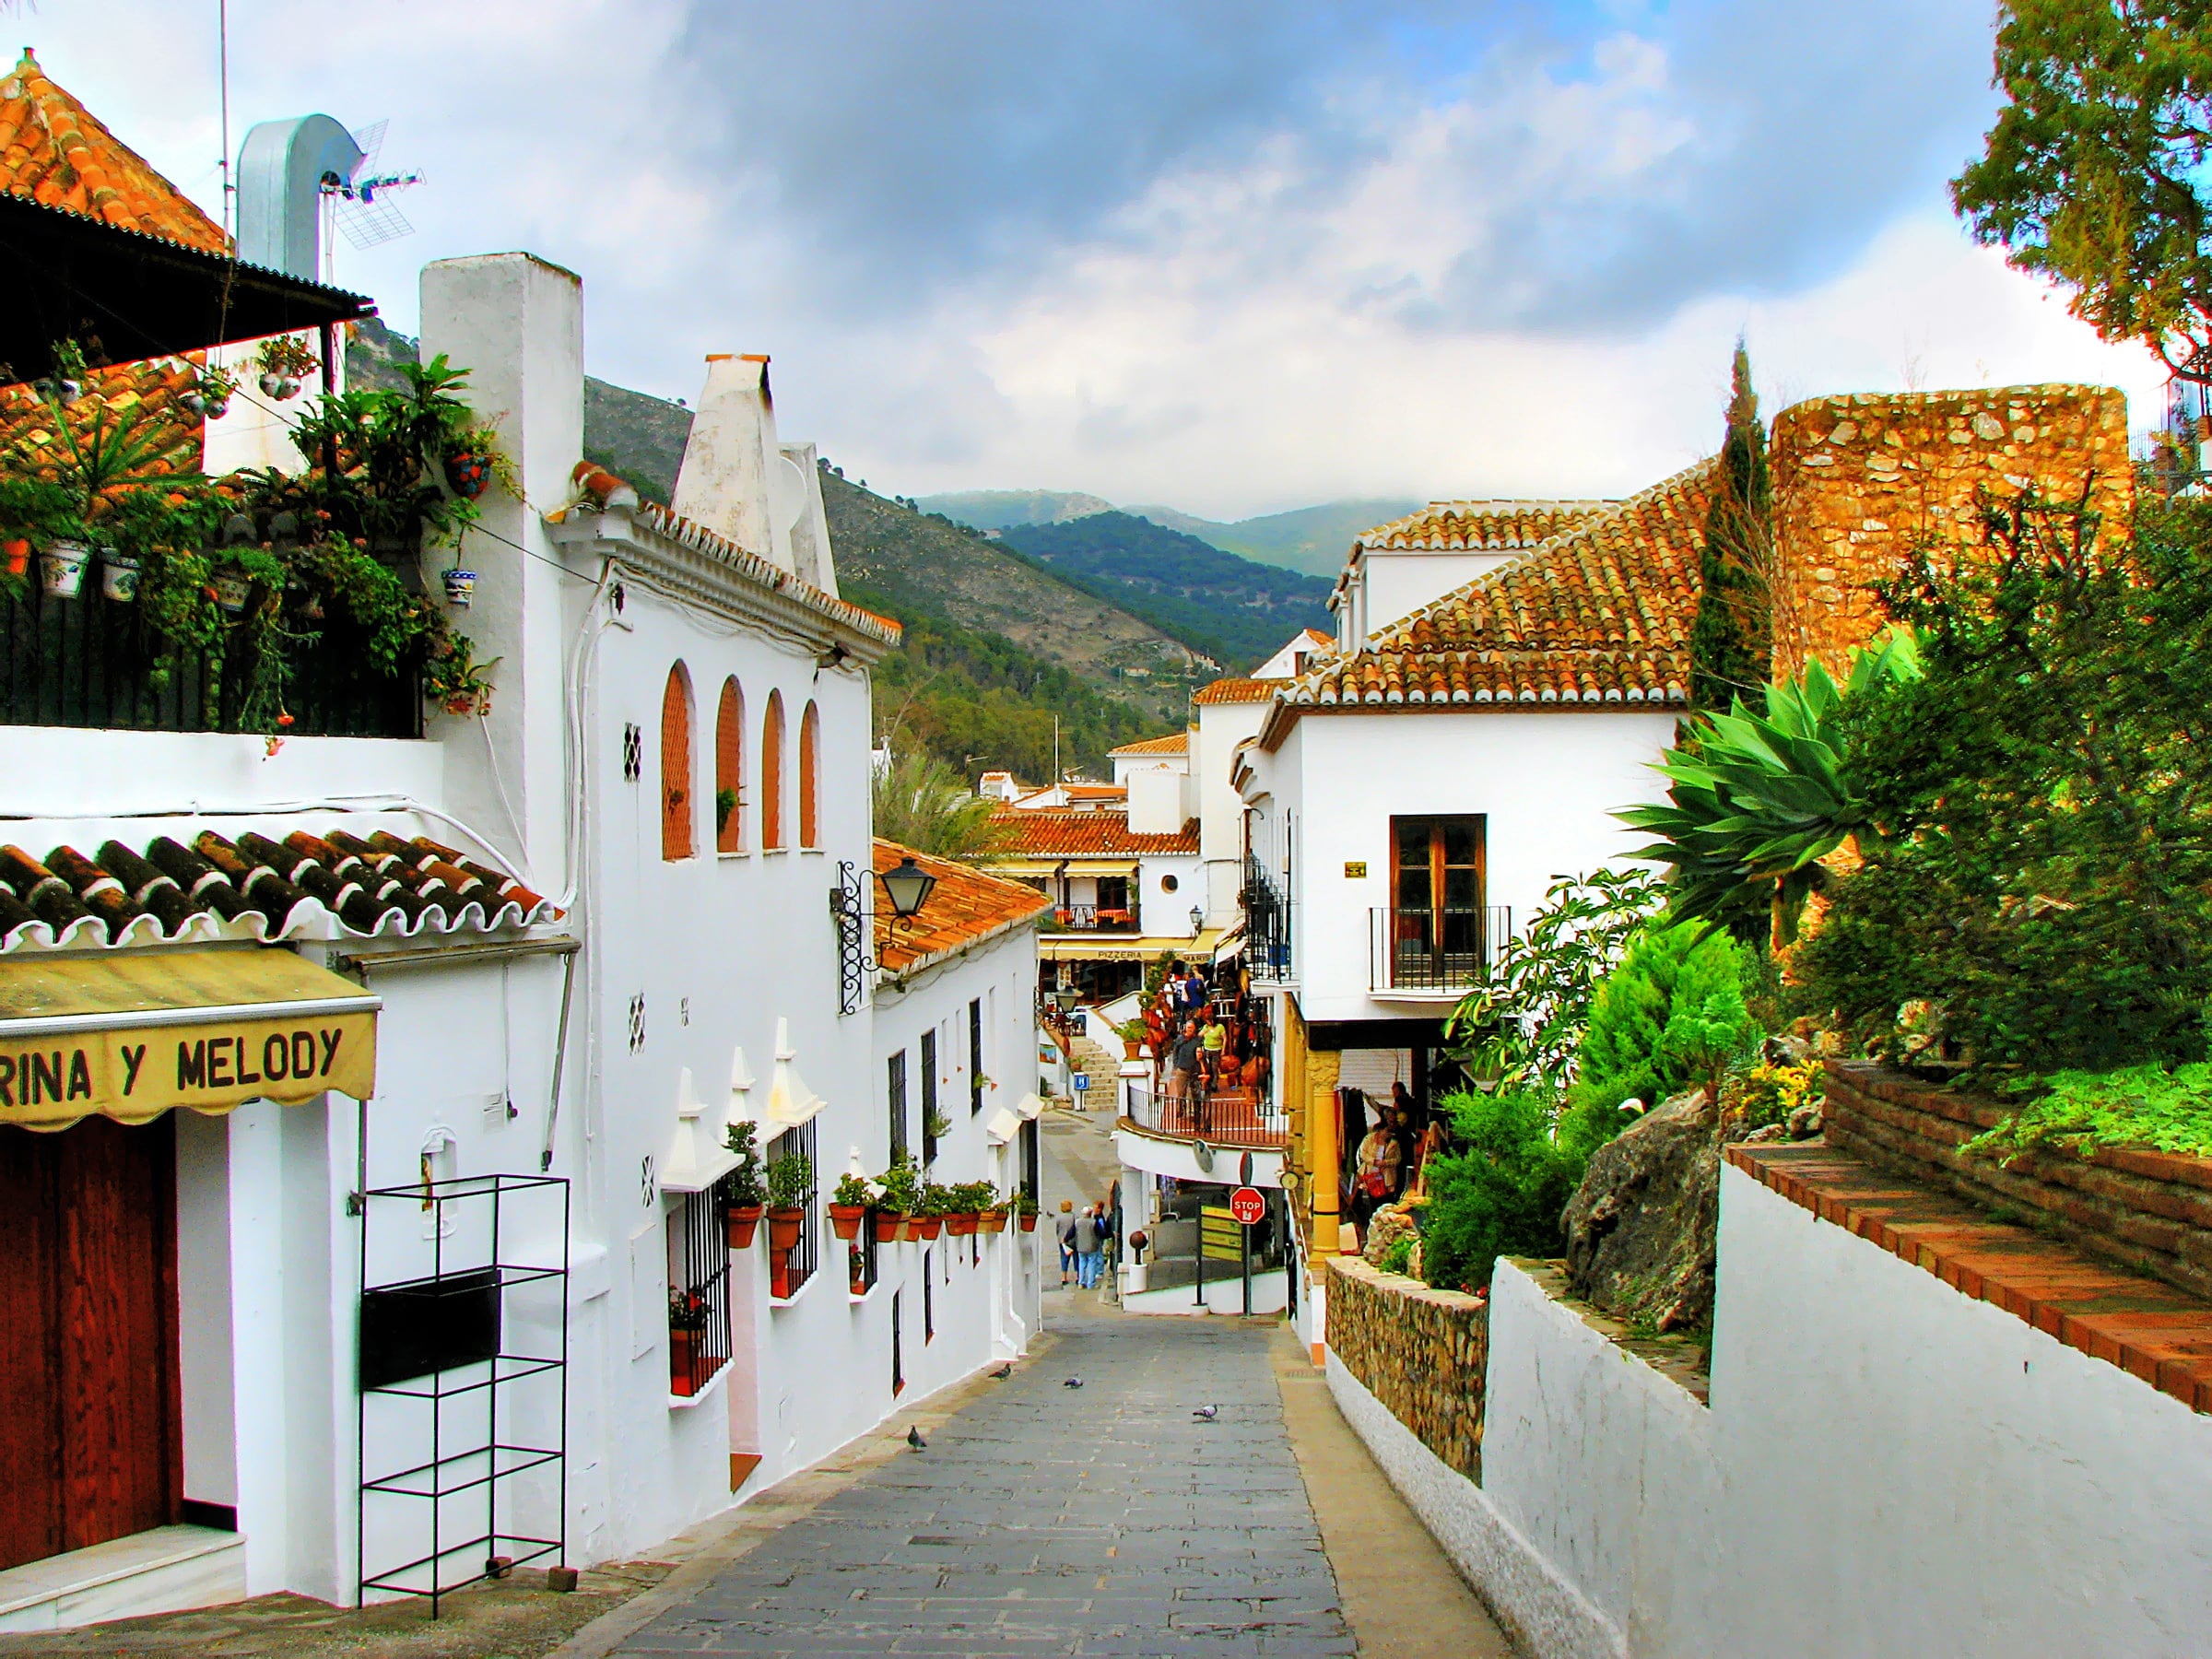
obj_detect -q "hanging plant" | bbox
[422,629,500,718]
[253,335,320,401]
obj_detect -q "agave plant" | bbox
[1619,630,1923,947]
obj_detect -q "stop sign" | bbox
[1229,1186,1265,1226]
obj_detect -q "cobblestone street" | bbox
[606,1302,1354,1658]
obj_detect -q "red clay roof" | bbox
[0,355,205,493]
[873,838,1050,973]
[989,810,1199,856]
[0,830,559,953]
[1268,459,1712,742]
[1110,732,1190,757]
[1193,677,1287,706]
[1354,500,1616,554]
[0,50,227,252]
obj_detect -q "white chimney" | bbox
[779,440,838,595]
[672,354,792,573]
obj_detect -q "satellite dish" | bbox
[320,118,425,251]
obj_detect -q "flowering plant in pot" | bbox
[442,423,510,500]
[765,1148,814,1253]
[830,1171,873,1241]
[980,1185,1011,1233]
[253,335,321,401]
[722,1121,766,1247]
[668,1286,711,1395]
[912,1182,949,1241]
[1013,1190,1041,1232]
[875,1155,922,1241]
[944,1179,991,1236]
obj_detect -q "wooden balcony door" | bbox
[0,1116,182,1572]
[1389,816,1487,978]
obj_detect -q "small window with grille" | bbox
[767,1119,818,1299]
[969,997,984,1115]
[667,1188,730,1397]
[887,1049,909,1163]
[920,1030,939,1164]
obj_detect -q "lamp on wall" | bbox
[1189,905,1205,935]
[877,854,937,921]
[1053,984,1081,1015]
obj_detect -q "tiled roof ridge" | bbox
[1192,677,1289,706]
[0,49,229,253]
[0,829,561,954]
[1353,497,1619,551]
[988,808,1201,854]
[1109,732,1190,755]
[565,463,899,645]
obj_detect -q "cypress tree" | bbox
[1688,342,1773,712]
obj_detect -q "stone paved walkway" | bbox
[607,1307,1354,1657]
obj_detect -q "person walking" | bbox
[1055,1199,1078,1286]
[1170,1019,1202,1134]
[1074,1204,1104,1289]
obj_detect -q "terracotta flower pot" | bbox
[1123,1041,1140,1060]
[670,1327,700,1396]
[1019,1212,1039,1233]
[829,1203,866,1242]
[980,1209,1008,1234]
[912,1214,943,1241]
[770,1255,792,1300]
[946,1212,979,1237]
[3,538,31,578]
[725,1204,763,1249]
[874,1211,907,1243]
[767,1206,805,1253]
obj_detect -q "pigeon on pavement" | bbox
[906,1426,927,1452]
[1064,1377,1084,1389]
[1193,1404,1218,1421]
[989,1363,1013,1380]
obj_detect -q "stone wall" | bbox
[1324,1255,1487,1480]
[1823,1060,2212,1306]
[1769,385,2134,681]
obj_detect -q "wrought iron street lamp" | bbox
[877,855,937,921]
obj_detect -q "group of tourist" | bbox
[1142,957,1270,1134]
[1346,1080,1443,1234]
[1055,1196,1117,1289]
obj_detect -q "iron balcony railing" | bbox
[1370,905,1512,994]
[1123,1085,1287,1150]
[1241,854,1293,982]
[0,576,423,735]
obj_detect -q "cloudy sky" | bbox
[26,1,2170,518]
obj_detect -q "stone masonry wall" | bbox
[1770,385,2133,682]
[1824,1060,2212,1306]
[1324,1255,1487,1481]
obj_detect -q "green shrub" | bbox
[1968,1064,2212,1160]
[1559,921,1761,1159]
[1418,1090,1584,1296]
[1793,494,2212,1076]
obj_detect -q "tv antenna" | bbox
[319,119,425,251]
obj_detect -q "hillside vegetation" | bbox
[996,511,1334,668]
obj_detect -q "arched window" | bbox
[761,689,786,850]
[799,700,821,849]
[715,678,746,853]
[661,662,695,861]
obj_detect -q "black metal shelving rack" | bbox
[356,1171,571,1616]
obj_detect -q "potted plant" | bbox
[945,1179,981,1238]
[253,335,320,401]
[442,424,507,500]
[876,1155,921,1241]
[980,1187,1010,1233]
[41,528,89,598]
[765,1148,814,1253]
[830,1171,872,1241]
[912,1182,947,1241]
[924,1107,952,1147]
[1115,1018,1147,1061]
[668,1286,711,1396]
[441,566,477,607]
[722,1122,766,1247]
[1013,1190,1040,1232]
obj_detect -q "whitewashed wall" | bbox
[1375,1166,2212,1659]
[1250,708,1673,1024]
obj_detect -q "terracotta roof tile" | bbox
[989,810,1199,857]
[1354,499,1617,554]
[1109,732,1189,757]
[0,830,560,953]
[0,355,205,490]
[1193,677,1288,706]
[0,50,226,253]
[1273,459,1713,736]
[873,838,1051,974]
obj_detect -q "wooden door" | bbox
[1388,816,1487,976]
[0,1116,181,1572]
